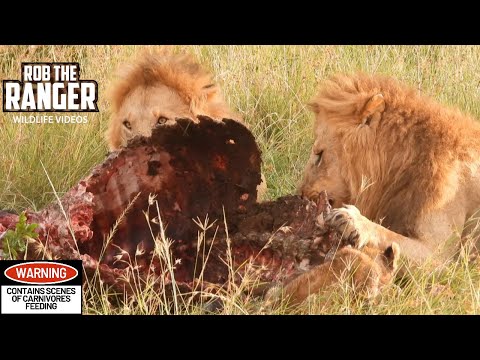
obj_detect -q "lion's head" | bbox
[298,116,350,209]
[299,73,474,236]
[106,49,240,150]
[298,74,388,209]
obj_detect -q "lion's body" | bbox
[300,73,480,263]
[266,243,399,306]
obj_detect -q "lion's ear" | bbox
[361,94,385,126]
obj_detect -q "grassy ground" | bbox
[1,45,480,314]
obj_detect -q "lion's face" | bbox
[298,112,350,208]
[106,50,242,151]
[299,86,388,208]
[109,85,192,149]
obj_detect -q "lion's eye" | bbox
[157,116,169,125]
[314,150,324,167]
[123,120,132,130]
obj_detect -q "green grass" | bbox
[1,45,480,314]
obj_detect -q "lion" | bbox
[105,49,241,150]
[299,73,480,264]
[265,242,400,307]
[105,49,267,199]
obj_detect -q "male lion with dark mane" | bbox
[300,73,480,264]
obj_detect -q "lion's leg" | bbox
[265,259,339,307]
[325,205,433,264]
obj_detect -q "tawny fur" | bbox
[105,49,267,200]
[266,243,400,307]
[106,49,241,150]
[300,73,480,263]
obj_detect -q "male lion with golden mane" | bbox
[105,49,267,199]
[300,73,480,264]
[106,49,241,150]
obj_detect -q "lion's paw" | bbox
[324,205,369,248]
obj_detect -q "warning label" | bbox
[0,260,82,315]
[2,285,81,314]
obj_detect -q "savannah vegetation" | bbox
[1,45,479,314]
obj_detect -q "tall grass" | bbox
[1,45,480,314]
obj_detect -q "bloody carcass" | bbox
[0,117,341,297]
